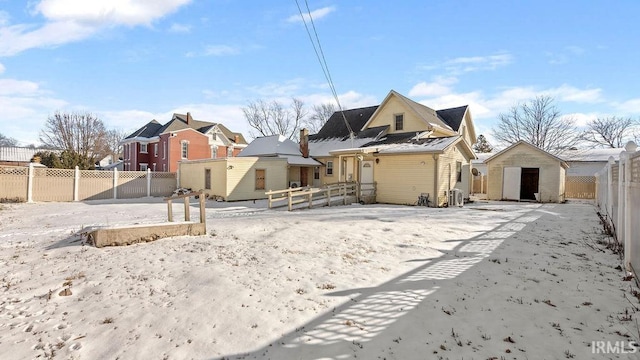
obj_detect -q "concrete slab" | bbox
[88,222,206,248]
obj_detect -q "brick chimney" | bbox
[234,135,240,144]
[300,128,309,158]
[186,112,192,125]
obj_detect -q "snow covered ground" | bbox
[0,198,638,359]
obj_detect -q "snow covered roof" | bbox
[309,137,378,157]
[239,135,302,157]
[0,147,60,162]
[471,152,495,164]
[277,155,321,166]
[559,148,624,162]
[329,136,461,155]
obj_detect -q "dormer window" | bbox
[140,143,148,153]
[395,114,404,131]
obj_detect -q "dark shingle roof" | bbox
[436,105,467,132]
[125,120,163,139]
[310,106,379,140]
[361,132,424,147]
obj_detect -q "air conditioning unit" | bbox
[448,189,464,207]
[289,181,301,188]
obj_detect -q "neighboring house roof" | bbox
[124,113,247,144]
[238,135,300,157]
[0,147,60,162]
[485,140,569,168]
[239,134,321,166]
[330,136,466,156]
[559,147,624,162]
[471,152,494,164]
[124,120,163,139]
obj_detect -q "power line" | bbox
[294,0,354,140]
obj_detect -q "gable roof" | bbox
[485,140,569,168]
[310,105,379,140]
[360,90,455,133]
[558,147,624,162]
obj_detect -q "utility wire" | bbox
[295,0,354,141]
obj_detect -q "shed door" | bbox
[503,167,521,200]
[520,168,539,200]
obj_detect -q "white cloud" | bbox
[186,44,240,57]
[287,6,335,23]
[613,98,640,115]
[168,23,191,33]
[440,53,513,74]
[542,84,603,103]
[0,62,5,74]
[0,0,192,56]
[0,11,10,26]
[408,77,458,98]
[562,112,599,128]
[35,0,192,26]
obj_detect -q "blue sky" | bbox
[1,0,639,146]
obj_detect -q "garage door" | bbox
[503,167,521,200]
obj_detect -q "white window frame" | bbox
[211,146,217,159]
[140,143,148,153]
[140,163,148,171]
[163,141,167,159]
[154,143,158,157]
[227,147,233,158]
[181,141,189,159]
[326,161,334,176]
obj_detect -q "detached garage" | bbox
[485,140,569,203]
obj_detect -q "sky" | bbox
[1,0,639,147]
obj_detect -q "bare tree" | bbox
[39,111,108,169]
[104,129,128,160]
[0,133,18,147]
[305,103,336,133]
[242,98,308,140]
[492,96,579,154]
[473,134,494,153]
[580,116,638,148]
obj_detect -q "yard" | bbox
[0,199,638,359]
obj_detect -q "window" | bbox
[140,163,148,171]
[227,147,233,158]
[456,161,462,182]
[140,143,148,153]
[211,146,217,159]
[314,167,320,180]
[153,163,156,171]
[163,164,166,172]
[395,114,404,131]
[154,144,158,157]
[326,161,333,176]
[163,142,167,159]
[205,168,211,190]
[181,141,189,159]
[255,169,266,190]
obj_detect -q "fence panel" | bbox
[0,166,28,201]
[117,171,147,199]
[33,168,74,202]
[472,175,487,194]
[565,176,596,199]
[150,172,177,197]
[79,170,115,200]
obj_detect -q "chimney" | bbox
[186,112,192,125]
[300,128,309,158]
[234,135,240,144]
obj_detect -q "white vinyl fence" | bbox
[0,164,176,202]
[595,141,640,274]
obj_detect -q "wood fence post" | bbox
[184,196,190,221]
[308,191,313,209]
[288,190,293,211]
[606,157,614,220]
[74,166,80,201]
[167,199,173,222]
[199,192,206,231]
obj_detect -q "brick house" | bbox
[121,113,247,172]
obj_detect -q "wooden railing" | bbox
[265,182,370,211]
[164,190,206,227]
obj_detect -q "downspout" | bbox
[433,154,439,207]
[338,154,343,182]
